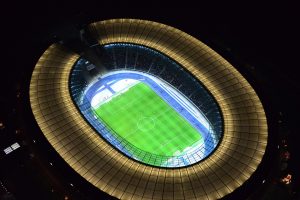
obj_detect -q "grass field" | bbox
[92,82,202,160]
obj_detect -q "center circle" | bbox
[137,117,156,132]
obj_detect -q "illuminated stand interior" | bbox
[70,43,223,167]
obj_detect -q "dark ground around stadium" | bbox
[0,2,299,200]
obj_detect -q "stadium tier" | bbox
[69,44,222,167]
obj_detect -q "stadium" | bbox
[1,5,299,200]
[29,19,267,199]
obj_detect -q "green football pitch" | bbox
[92,82,202,162]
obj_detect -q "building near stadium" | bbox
[30,19,268,199]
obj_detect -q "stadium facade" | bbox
[30,19,268,199]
